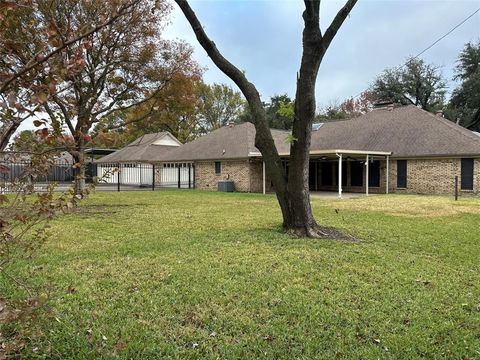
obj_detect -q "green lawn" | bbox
[2,190,480,359]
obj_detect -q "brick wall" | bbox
[250,157,479,196]
[390,158,480,195]
[194,159,252,192]
[250,159,277,193]
[156,157,479,196]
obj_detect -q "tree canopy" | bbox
[447,41,480,131]
[369,57,446,112]
[197,83,246,131]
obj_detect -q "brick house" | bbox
[119,105,480,196]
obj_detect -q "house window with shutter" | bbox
[397,160,407,188]
[461,158,474,190]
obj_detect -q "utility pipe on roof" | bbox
[336,153,343,199]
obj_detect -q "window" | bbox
[321,162,333,186]
[461,158,474,190]
[215,161,221,175]
[368,160,380,188]
[350,161,363,187]
[397,160,407,188]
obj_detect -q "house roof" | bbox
[309,105,480,158]
[154,124,290,162]
[111,106,480,163]
[97,132,181,163]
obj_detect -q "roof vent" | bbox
[312,123,324,131]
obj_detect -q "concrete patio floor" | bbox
[309,191,375,199]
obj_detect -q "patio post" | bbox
[386,155,389,194]
[262,161,266,195]
[337,153,342,199]
[365,155,369,196]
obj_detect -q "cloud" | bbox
[165,0,479,105]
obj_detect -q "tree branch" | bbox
[322,0,358,51]
[0,0,142,95]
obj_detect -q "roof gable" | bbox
[97,132,181,163]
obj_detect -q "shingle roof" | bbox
[97,132,181,163]
[310,105,480,157]
[154,124,290,162]
[110,106,480,163]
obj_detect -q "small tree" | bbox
[175,0,357,238]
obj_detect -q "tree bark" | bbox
[0,120,22,151]
[175,0,357,237]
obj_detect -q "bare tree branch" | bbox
[322,0,358,51]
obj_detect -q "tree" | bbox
[447,41,480,131]
[370,57,446,112]
[265,94,295,130]
[0,0,144,150]
[27,0,199,194]
[316,91,374,122]
[175,0,357,238]
[197,83,246,131]
[315,101,348,122]
[92,71,204,145]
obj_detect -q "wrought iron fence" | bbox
[96,162,195,190]
[0,160,195,193]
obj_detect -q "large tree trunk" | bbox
[175,0,357,238]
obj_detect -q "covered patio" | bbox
[263,149,392,198]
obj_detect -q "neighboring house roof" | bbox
[97,132,181,163]
[309,105,480,158]
[155,124,290,162]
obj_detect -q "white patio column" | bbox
[262,161,266,195]
[386,155,390,194]
[337,153,343,199]
[365,154,369,196]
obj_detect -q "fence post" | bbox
[188,164,191,189]
[152,164,155,191]
[454,175,458,201]
[177,165,181,189]
[117,163,120,192]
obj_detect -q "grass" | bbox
[1,190,480,359]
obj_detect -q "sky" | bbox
[163,0,480,107]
